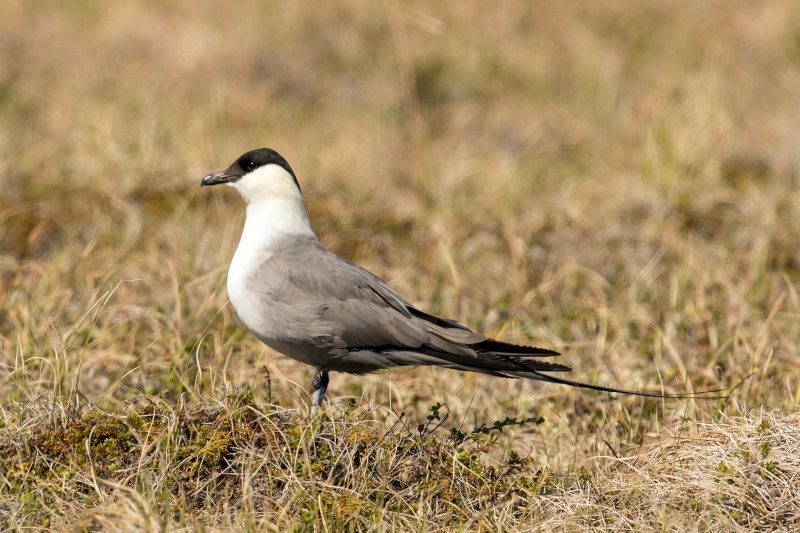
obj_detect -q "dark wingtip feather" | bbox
[474,338,560,357]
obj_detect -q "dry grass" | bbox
[1,0,800,530]
[4,396,800,531]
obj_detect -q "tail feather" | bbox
[464,339,720,399]
[387,316,721,399]
[526,370,722,399]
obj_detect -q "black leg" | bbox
[311,370,329,415]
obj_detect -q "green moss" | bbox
[25,411,138,476]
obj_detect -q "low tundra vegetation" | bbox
[3,392,800,530]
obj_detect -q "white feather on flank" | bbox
[227,164,317,313]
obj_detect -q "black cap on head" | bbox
[201,148,301,192]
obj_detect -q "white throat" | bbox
[227,165,317,309]
[238,195,316,253]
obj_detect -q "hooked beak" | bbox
[201,172,238,187]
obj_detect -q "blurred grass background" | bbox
[2,0,800,529]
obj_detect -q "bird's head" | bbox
[201,148,302,204]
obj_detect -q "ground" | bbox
[1,1,800,531]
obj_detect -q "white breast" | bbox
[226,194,316,329]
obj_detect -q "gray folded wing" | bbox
[259,237,570,378]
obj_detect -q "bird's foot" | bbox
[310,370,329,416]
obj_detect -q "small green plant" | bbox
[714,461,735,482]
[759,461,777,479]
[759,441,771,458]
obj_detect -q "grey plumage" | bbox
[233,235,568,378]
[202,148,712,411]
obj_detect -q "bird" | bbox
[201,148,704,412]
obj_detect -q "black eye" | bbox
[242,159,257,172]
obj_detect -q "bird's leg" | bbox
[310,370,329,416]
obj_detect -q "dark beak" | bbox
[201,172,237,187]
